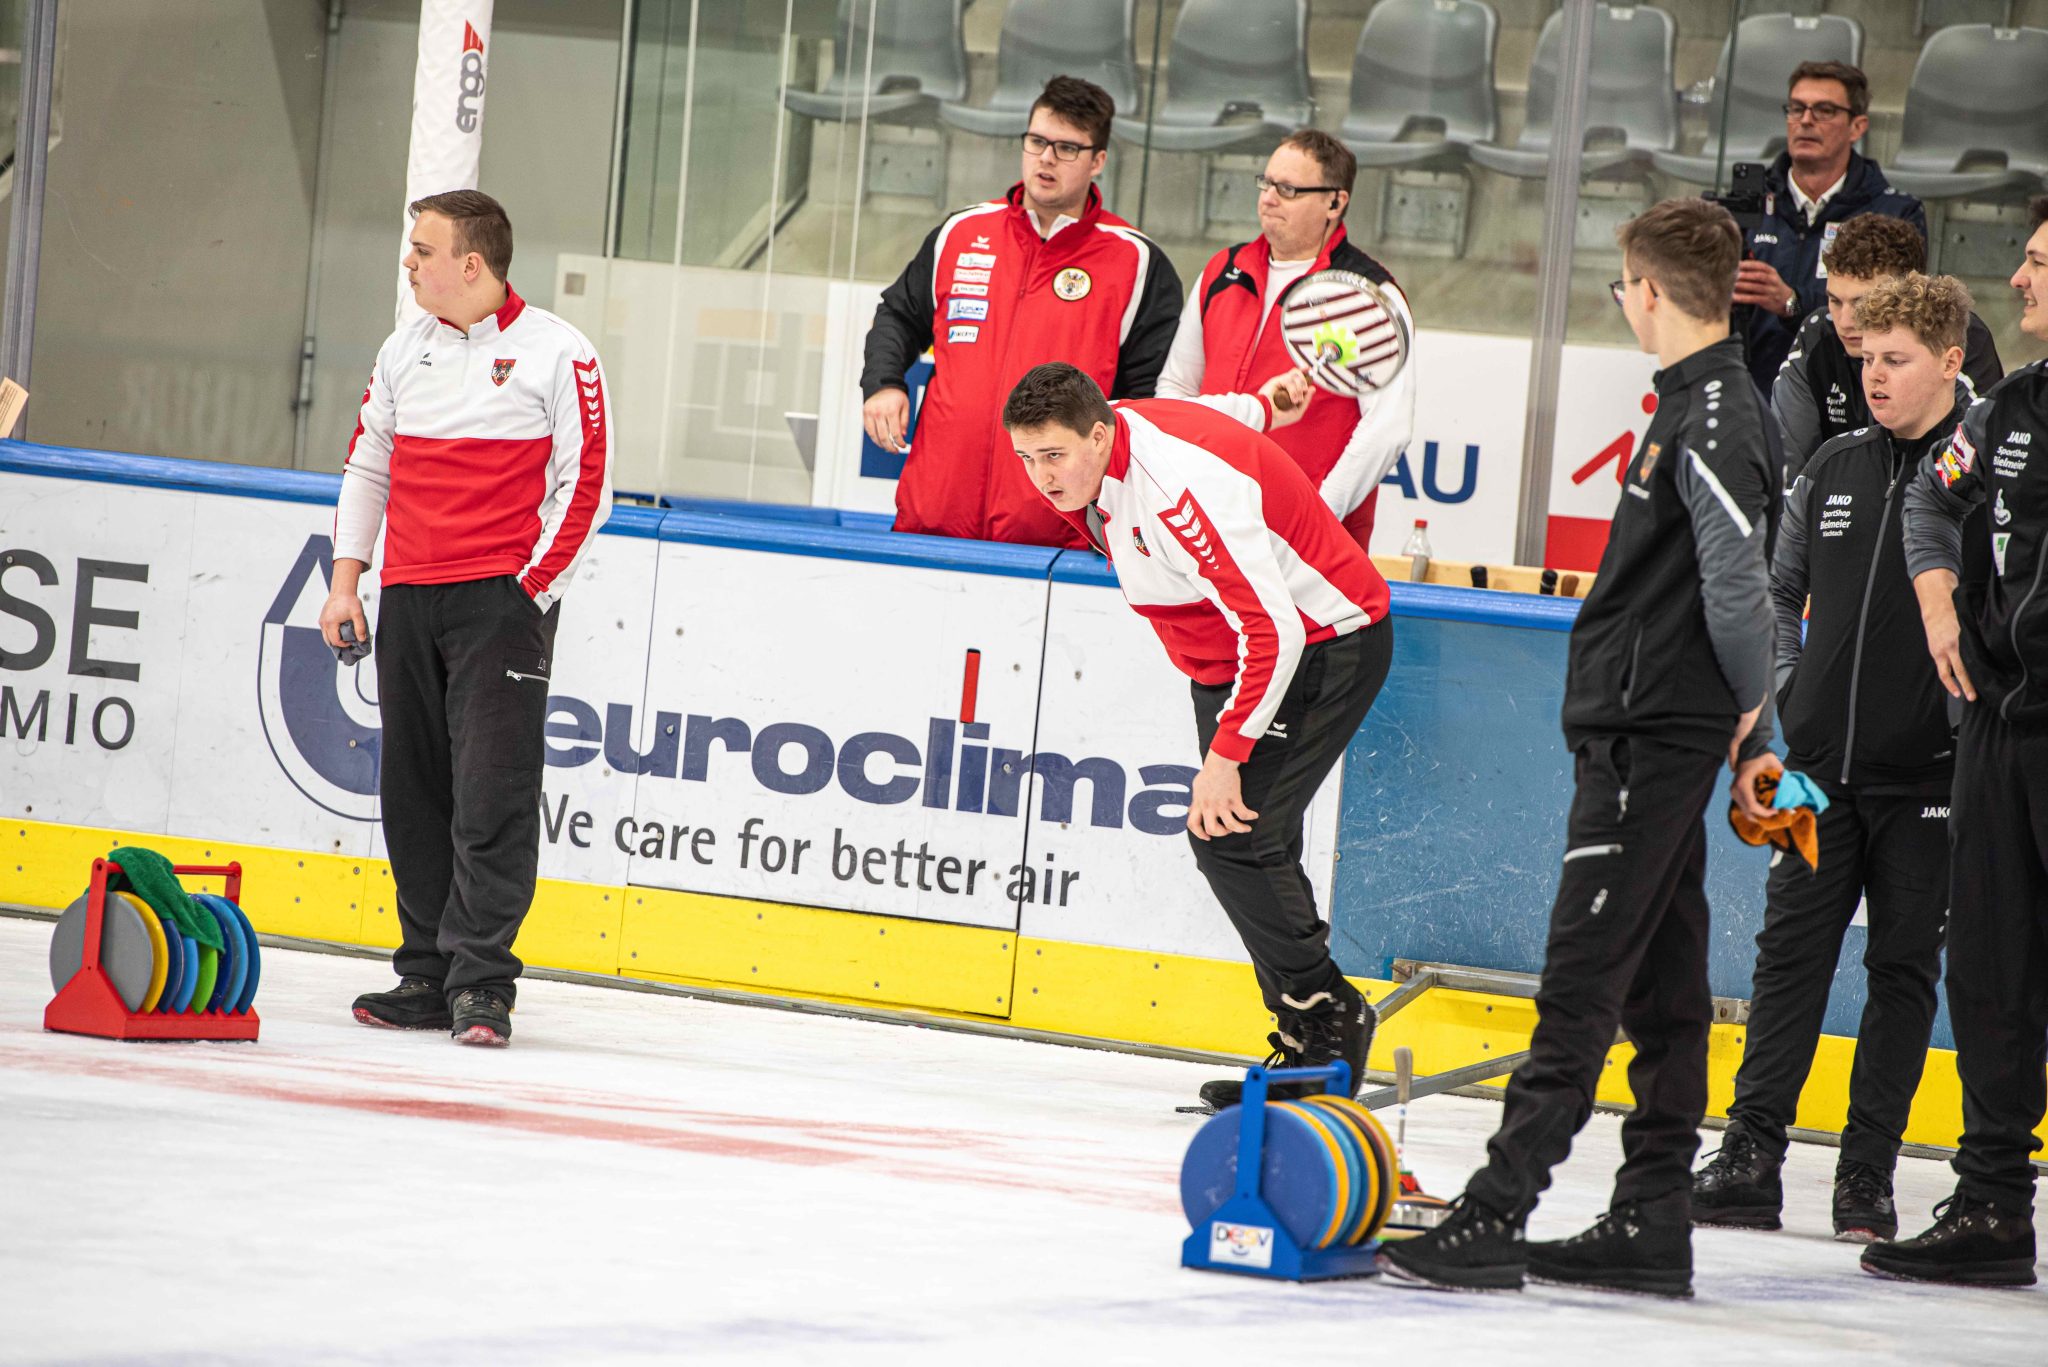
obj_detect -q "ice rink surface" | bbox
[5,914,2044,1366]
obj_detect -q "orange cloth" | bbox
[1728,770,1821,870]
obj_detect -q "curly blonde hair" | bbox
[1853,273,1972,355]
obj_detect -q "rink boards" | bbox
[1,439,2035,1155]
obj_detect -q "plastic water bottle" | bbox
[1403,519,1432,584]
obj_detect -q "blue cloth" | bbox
[1771,769,1831,814]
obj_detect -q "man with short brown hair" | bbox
[1736,60,1927,391]
[862,75,1181,546]
[1695,273,1976,1244]
[1156,128,1415,550]
[1383,198,1779,1299]
[325,190,614,1047]
[1774,214,2002,479]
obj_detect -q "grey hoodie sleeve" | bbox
[1677,437,1776,760]
[1902,395,1993,580]
[1770,468,1814,701]
[1772,321,1824,485]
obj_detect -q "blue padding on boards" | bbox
[1327,611,1954,1050]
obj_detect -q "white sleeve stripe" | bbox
[1690,448,1754,538]
[1100,225,1151,345]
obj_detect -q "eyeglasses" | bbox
[1255,175,1341,201]
[1783,100,1853,123]
[1609,276,1656,307]
[1022,132,1100,162]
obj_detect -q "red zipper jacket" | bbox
[861,183,1182,546]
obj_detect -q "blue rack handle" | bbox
[1233,1062,1353,1200]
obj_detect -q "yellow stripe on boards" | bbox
[0,817,2035,1154]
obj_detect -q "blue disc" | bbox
[1180,1103,1342,1251]
[194,895,243,1013]
[155,915,187,1013]
[222,899,260,1013]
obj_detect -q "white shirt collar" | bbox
[1789,169,1847,218]
[1034,210,1080,240]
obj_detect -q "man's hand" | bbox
[1257,369,1314,430]
[1732,750,1783,825]
[1733,259,1797,317]
[862,388,911,452]
[1187,751,1258,841]
[1915,568,1977,701]
[319,558,369,650]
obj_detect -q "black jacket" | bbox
[1774,403,1966,794]
[1563,336,1778,761]
[1742,152,1927,390]
[1773,307,2003,480]
[1904,361,2048,727]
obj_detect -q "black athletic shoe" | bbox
[1832,1162,1898,1244]
[450,988,513,1047]
[1197,1029,1305,1111]
[1690,1125,1783,1230]
[1528,1189,1694,1298]
[1288,977,1376,1097]
[1861,1195,2037,1287]
[352,976,453,1031]
[1377,1194,1527,1292]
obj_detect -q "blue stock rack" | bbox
[1179,1062,1383,1281]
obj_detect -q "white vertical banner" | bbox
[398,0,495,325]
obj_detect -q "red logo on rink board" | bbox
[491,358,515,386]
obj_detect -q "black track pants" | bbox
[1946,703,2048,1212]
[1726,791,1948,1171]
[1467,734,1726,1218]
[375,576,558,1005]
[1188,620,1393,1012]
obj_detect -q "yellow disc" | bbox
[1270,1101,1352,1251]
[117,891,168,1014]
[1300,1095,1381,1246]
[1318,1094,1399,1242]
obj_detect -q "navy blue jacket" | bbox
[1742,151,1927,391]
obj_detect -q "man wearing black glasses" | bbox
[861,75,1181,546]
[1157,129,1414,552]
[1735,60,1926,394]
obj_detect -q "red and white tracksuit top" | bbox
[863,183,1180,547]
[334,286,614,611]
[1056,398,1392,763]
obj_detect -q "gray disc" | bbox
[48,891,156,1012]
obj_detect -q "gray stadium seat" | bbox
[1918,0,2011,36]
[783,0,968,123]
[1116,0,1312,154]
[1468,3,1678,180]
[938,1,1140,137]
[1886,24,2048,200]
[1339,0,1498,169]
[1651,14,1862,184]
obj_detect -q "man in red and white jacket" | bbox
[862,76,1181,547]
[1003,362,1394,1108]
[1156,130,1415,550]
[320,189,613,1047]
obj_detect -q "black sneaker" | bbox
[450,988,513,1047]
[352,976,452,1031]
[1861,1195,2037,1287]
[1287,977,1376,1096]
[1528,1189,1694,1298]
[1833,1161,1898,1244]
[1377,1194,1527,1292]
[1196,1029,1305,1112]
[1690,1125,1783,1230]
